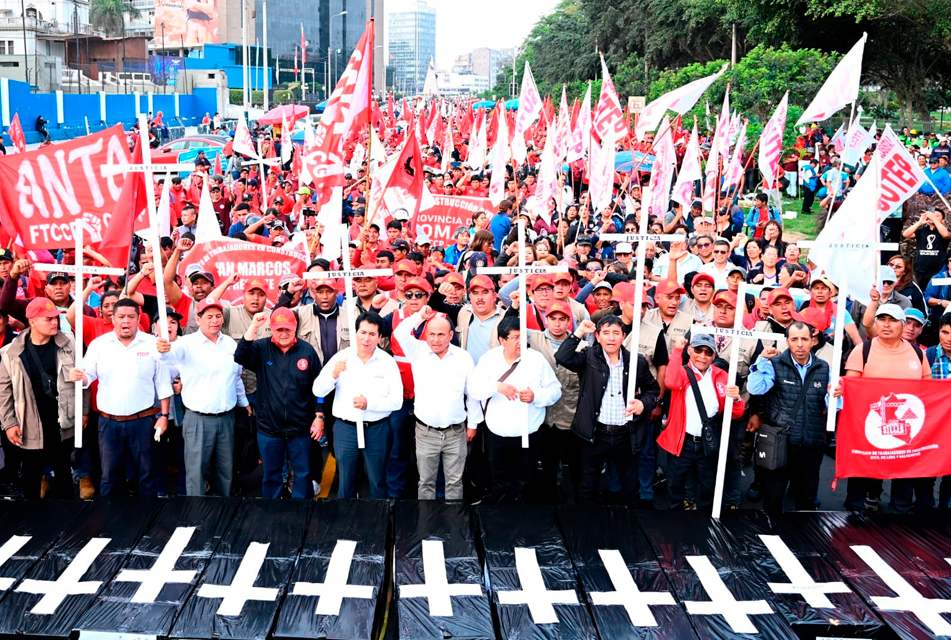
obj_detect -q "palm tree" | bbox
[89,0,141,92]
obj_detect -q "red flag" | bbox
[371,99,384,132]
[836,377,951,480]
[8,114,25,153]
[377,131,425,223]
[214,152,223,176]
[300,23,306,68]
[97,135,150,269]
[402,98,411,119]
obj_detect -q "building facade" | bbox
[387,0,433,95]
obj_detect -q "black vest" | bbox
[761,351,830,447]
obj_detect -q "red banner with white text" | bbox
[414,196,492,247]
[836,377,951,480]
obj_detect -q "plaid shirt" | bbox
[597,354,627,426]
[931,349,951,380]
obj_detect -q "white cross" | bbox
[683,555,773,634]
[290,539,374,616]
[196,542,279,617]
[0,535,32,591]
[302,231,393,449]
[114,526,198,603]
[399,539,482,617]
[851,545,951,636]
[588,549,676,627]
[798,240,899,433]
[16,537,111,615]
[759,535,850,609]
[691,282,788,518]
[480,220,568,446]
[496,547,578,625]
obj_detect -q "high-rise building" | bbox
[451,47,511,91]
[387,0,434,95]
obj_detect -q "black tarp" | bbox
[636,511,800,640]
[0,501,88,606]
[556,506,698,640]
[715,511,886,639]
[395,501,493,640]
[170,499,310,640]
[0,498,160,640]
[274,500,388,640]
[789,511,951,640]
[477,505,597,640]
[74,497,240,638]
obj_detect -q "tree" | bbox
[90,0,141,84]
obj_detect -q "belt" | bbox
[686,434,704,443]
[339,417,385,429]
[417,418,464,431]
[186,407,233,418]
[596,421,628,434]
[100,407,161,422]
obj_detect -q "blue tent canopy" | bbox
[504,99,518,111]
[615,150,656,172]
[471,100,495,110]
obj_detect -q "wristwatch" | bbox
[158,413,170,418]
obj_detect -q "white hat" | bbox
[615,242,633,254]
[415,231,432,246]
[392,208,411,221]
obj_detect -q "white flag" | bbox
[195,179,223,244]
[647,120,676,217]
[842,119,872,168]
[567,82,592,163]
[673,123,702,207]
[156,179,172,239]
[796,33,867,125]
[233,115,258,158]
[588,138,616,214]
[511,62,543,163]
[757,92,789,185]
[722,123,747,188]
[441,121,454,174]
[528,131,557,224]
[634,63,728,141]
[467,111,488,170]
[554,85,570,163]
[280,114,293,164]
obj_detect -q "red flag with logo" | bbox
[8,113,25,153]
[836,377,951,480]
[97,134,150,269]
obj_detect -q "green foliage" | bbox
[89,0,140,36]
[228,90,265,106]
[273,88,298,103]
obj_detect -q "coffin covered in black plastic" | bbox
[170,499,310,640]
[714,510,887,639]
[0,498,161,640]
[74,497,240,638]
[556,506,698,640]
[274,500,388,640]
[395,501,493,640]
[636,510,799,640]
[786,510,951,640]
[477,505,596,640]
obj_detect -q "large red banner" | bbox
[177,239,307,306]
[414,196,492,247]
[836,377,951,480]
[0,125,132,249]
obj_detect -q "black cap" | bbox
[391,239,410,251]
[47,271,71,283]
[0,249,13,262]
[152,306,184,324]
[576,235,593,246]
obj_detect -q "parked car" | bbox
[151,135,231,164]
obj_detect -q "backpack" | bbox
[862,338,924,367]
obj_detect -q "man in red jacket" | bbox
[659,333,744,511]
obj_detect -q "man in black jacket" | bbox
[747,321,831,513]
[556,315,660,506]
[234,309,322,499]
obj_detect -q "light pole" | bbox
[328,9,346,90]
[160,22,166,93]
[19,0,29,88]
[262,0,268,110]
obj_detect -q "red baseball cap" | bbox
[691,272,716,288]
[546,300,573,319]
[246,278,267,293]
[197,297,224,315]
[25,297,59,319]
[654,278,686,295]
[403,276,433,294]
[270,309,298,331]
[552,271,573,284]
[713,290,738,307]
[611,282,636,302]
[444,272,465,288]
[531,274,554,291]
[801,306,829,332]
[767,287,794,305]
[395,259,418,275]
[310,277,336,290]
[468,274,496,292]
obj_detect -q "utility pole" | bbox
[262,0,268,110]
[731,23,737,65]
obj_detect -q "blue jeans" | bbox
[257,432,313,499]
[99,415,161,498]
[637,436,655,500]
[385,398,414,498]
[334,419,390,499]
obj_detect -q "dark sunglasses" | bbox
[693,346,715,357]
[405,291,428,300]
[713,249,728,255]
[697,243,712,249]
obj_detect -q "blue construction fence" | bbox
[1,78,220,145]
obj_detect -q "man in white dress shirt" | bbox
[312,312,403,499]
[69,299,172,498]
[157,297,250,497]
[469,316,562,504]
[394,305,479,501]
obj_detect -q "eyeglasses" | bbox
[882,280,895,286]
[404,291,428,300]
[693,347,715,357]
[713,249,728,255]
[697,243,712,249]
[534,286,554,293]
[616,252,632,256]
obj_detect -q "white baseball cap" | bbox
[615,242,633,254]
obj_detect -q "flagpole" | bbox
[605,116,678,221]
[364,20,375,235]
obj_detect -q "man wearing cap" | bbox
[839,303,933,514]
[1,261,95,330]
[469,316,562,504]
[920,156,951,196]
[434,274,502,366]
[235,309,322,499]
[157,297,251,497]
[751,287,800,355]
[747,321,833,513]
[438,272,468,306]
[216,277,273,405]
[393,304,478,501]
[557,315,659,506]
[69,298,172,498]
[500,274,556,332]
[901,308,926,345]
[805,275,861,348]
[0,248,34,299]
[659,334,744,510]
[0,298,87,499]
[681,272,716,324]
[643,278,693,354]
[312,312,403,499]
[551,271,590,326]
[351,223,383,269]
[613,243,634,274]
[854,266,913,340]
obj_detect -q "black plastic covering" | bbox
[169,499,310,640]
[636,511,799,640]
[274,499,388,640]
[74,497,240,637]
[715,511,886,639]
[557,506,698,640]
[477,505,597,640]
[0,498,161,640]
[395,501,493,640]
